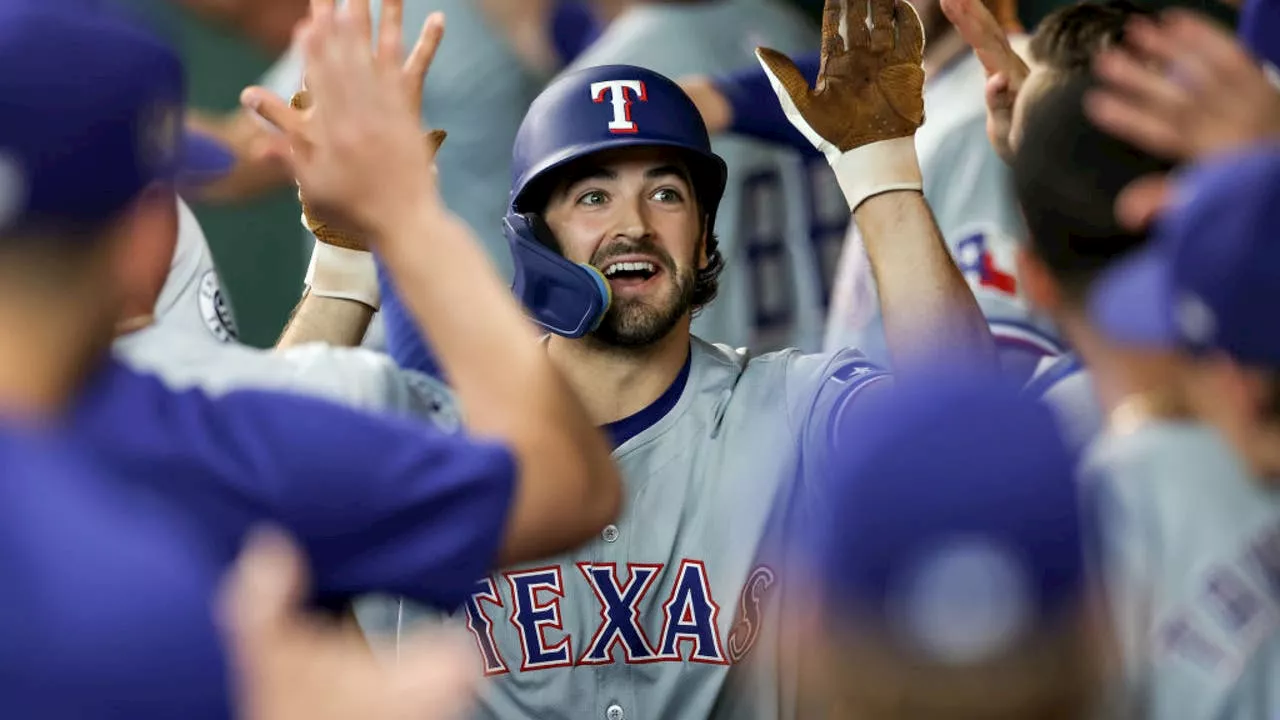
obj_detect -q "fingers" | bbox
[869,0,895,54]
[216,527,310,664]
[845,0,873,52]
[404,11,445,88]
[891,0,925,64]
[757,47,814,111]
[820,0,848,62]
[1115,173,1173,231]
[941,0,1023,80]
[377,0,405,65]
[1083,87,1183,158]
[346,0,372,44]
[243,86,305,137]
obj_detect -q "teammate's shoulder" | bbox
[1023,352,1086,399]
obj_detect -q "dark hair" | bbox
[692,229,723,312]
[1029,0,1154,72]
[1011,72,1174,303]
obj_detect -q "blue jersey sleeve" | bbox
[715,50,821,157]
[78,364,514,610]
[789,350,893,501]
[377,259,445,380]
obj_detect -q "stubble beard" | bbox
[589,263,696,348]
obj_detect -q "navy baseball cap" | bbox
[1088,145,1280,365]
[1240,0,1280,73]
[0,3,232,234]
[812,374,1084,663]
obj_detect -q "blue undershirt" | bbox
[603,349,692,448]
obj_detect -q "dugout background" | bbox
[157,0,1237,348]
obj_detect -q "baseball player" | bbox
[798,372,1102,719]
[940,0,1166,449]
[0,5,620,716]
[378,1,997,717]
[561,0,847,353]
[1081,146,1280,720]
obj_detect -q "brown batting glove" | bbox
[292,89,447,309]
[757,0,925,211]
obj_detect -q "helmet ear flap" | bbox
[504,212,612,339]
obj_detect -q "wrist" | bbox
[306,242,380,309]
[828,136,923,211]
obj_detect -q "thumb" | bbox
[242,87,303,138]
[755,47,812,113]
[1115,173,1172,231]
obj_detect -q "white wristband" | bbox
[827,136,923,211]
[305,241,380,310]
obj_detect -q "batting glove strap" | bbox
[305,239,380,310]
[828,136,923,211]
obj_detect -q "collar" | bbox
[603,348,693,448]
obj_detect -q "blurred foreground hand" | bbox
[218,527,479,720]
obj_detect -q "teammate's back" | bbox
[567,0,845,352]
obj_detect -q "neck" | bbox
[1056,310,1188,422]
[546,318,692,425]
[0,302,106,422]
[922,27,970,79]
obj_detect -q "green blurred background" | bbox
[165,0,1236,348]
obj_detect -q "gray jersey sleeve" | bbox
[151,198,237,345]
[1081,423,1280,720]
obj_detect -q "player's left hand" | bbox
[1085,10,1280,161]
[218,527,480,720]
[756,0,926,210]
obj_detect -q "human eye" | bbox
[651,187,685,203]
[576,189,608,207]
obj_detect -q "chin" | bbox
[590,297,689,348]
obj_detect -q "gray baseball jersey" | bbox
[1082,421,1280,720]
[566,0,847,353]
[823,51,1062,382]
[260,0,542,280]
[397,338,889,720]
[151,198,238,347]
[1024,352,1101,455]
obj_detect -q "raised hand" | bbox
[241,2,443,243]
[941,0,1030,163]
[1086,10,1280,161]
[756,0,926,210]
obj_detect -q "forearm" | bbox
[856,191,996,371]
[716,53,821,155]
[275,290,374,349]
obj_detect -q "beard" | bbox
[587,240,697,348]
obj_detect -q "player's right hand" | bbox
[756,0,926,211]
[241,1,444,244]
[941,0,1030,163]
[218,527,480,720]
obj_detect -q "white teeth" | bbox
[603,261,657,277]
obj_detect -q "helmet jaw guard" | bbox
[505,213,611,339]
[505,64,727,338]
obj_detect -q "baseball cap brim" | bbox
[177,130,234,185]
[1087,245,1179,348]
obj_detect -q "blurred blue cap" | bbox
[813,373,1084,664]
[1240,0,1280,71]
[1088,145,1280,365]
[0,2,232,234]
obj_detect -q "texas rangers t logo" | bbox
[591,80,647,134]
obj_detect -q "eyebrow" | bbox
[557,164,691,199]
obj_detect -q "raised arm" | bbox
[243,0,621,565]
[759,0,995,373]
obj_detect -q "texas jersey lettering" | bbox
[462,560,775,675]
[397,340,889,720]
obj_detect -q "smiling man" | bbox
[377,1,995,716]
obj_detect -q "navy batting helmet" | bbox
[505,64,728,338]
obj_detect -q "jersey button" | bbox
[606,704,624,720]
[602,524,619,543]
